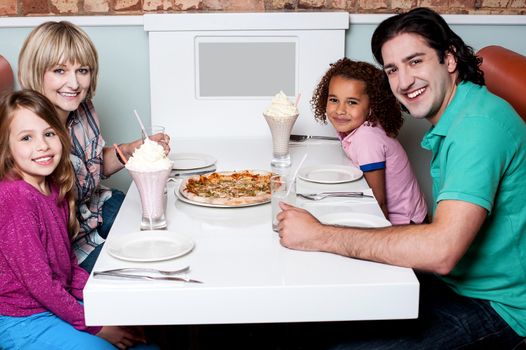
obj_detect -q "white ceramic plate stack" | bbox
[171,153,216,171]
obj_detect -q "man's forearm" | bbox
[279,200,486,275]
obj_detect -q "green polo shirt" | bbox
[421,81,526,336]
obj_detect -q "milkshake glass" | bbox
[141,125,168,210]
[263,91,300,168]
[125,136,173,230]
[264,113,299,168]
[129,168,172,230]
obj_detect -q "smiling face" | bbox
[9,107,62,191]
[42,61,91,123]
[325,76,370,134]
[380,32,458,125]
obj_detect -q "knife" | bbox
[170,168,216,178]
[317,191,371,196]
[96,266,190,275]
[298,192,374,200]
[290,134,339,142]
[93,271,203,283]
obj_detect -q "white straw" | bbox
[286,153,308,197]
[133,109,149,139]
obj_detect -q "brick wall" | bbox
[0,0,525,16]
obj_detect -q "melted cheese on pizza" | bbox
[185,171,271,198]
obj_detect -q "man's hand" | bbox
[276,202,327,251]
[96,326,146,349]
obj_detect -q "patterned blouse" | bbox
[68,100,112,263]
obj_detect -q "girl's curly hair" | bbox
[311,58,403,137]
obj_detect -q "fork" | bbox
[93,271,202,283]
[95,265,190,276]
[298,192,373,200]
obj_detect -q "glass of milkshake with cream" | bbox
[125,138,173,230]
[263,91,299,168]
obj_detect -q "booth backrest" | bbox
[477,45,526,122]
[0,55,15,94]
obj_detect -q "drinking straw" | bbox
[286,153,308,197]
[113,144,128,164]
[133,109,149,139]
[295,93,302,107]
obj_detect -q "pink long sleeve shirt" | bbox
[0,179,101,335]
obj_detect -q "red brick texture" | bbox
[2,0,525,16]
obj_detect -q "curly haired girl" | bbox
[311,58,427,224]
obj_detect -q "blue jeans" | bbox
[79,189,125,273]
[323,273,524,350]
[0,311,159,350]
[0,312,108,350]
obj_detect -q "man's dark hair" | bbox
[371,7,484,86]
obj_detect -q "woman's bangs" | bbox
[50,36,93,69]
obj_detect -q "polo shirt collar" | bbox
[421,81,472,151]
[339,121,374,147]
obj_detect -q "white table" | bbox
[84,138,419,326]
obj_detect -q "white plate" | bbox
[107,231,194,262]
[170,153,216,170]
[298,164,363,184]
[319,212,391,228]
[175,187,270,208]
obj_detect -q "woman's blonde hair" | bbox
[18,21,99,99]
[0,90,80,239]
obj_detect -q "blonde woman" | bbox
[18,21,170,272]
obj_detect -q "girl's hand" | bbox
[96,326,146,349]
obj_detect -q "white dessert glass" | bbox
[126,136,173,230]
[264,113,299,168]
[142,125,165,140]
[128,168,172,230]
[270,174,296,232]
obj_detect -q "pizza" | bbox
[180,170,272,206]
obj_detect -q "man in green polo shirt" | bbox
[276,7,526,349]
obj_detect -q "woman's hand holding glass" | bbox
[120,131,171,161]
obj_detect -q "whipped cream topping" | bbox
[264,91,298,119]
[125,137,172,172]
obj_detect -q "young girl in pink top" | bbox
[312,58,427,224]
[0,90,156,349]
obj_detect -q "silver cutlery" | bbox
[96,266,190,276]
[93,271,203,283]
[170,168,216,179]
[290,134,339,142]
[298,192,374,200]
